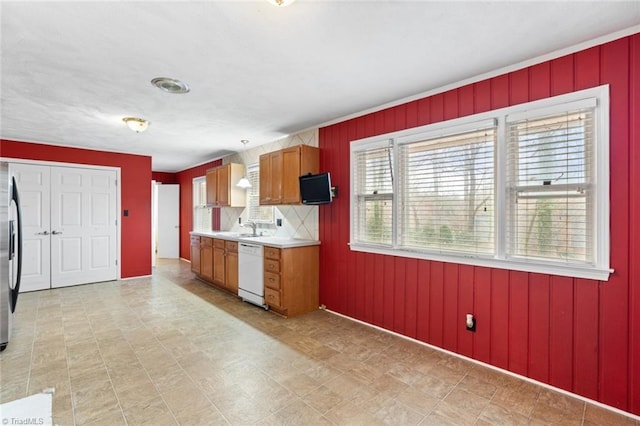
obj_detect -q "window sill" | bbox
[349,243,612,281]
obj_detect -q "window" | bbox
[353,142,394,245]
[350,85,610,280]
[192,176,211,232]
[246,163,274,223]
[506,106,595,264]
[398,123,496,255]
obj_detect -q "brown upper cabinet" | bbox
[206,163,246,207]
[259,150,282,205]
[259,145,319,205]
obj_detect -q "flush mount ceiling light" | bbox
[122,117,149,133]
[265,0,297,6]
[236,140,252,189]
[151,77,190,94]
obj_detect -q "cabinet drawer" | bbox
[213,239,225,249]
[264,259,280,274]
[264,271,281,290]
[201,237,212,246]
[265,287,281,307]
[190,236,200,245]
[264,246,281,260]
[225,241,238,252]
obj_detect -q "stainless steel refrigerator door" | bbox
[9,174,22,312]
[1,162,10,350]
[1,162,23,351]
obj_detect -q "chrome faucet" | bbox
[242,221,258,236]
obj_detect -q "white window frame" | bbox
[192,176,211,232]
[349,85,611,281]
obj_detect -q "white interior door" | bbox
[10,164,51,292]
[50,167,118,288]
[156,184,179,258]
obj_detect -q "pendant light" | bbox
[236,140,252,189]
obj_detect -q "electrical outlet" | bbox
[276,218,282,227]
[466,314,476,332]
[238,217,241,224]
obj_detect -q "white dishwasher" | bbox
[238,242,267,309]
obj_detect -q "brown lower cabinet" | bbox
[212,239,225,285]
[190,236,201,274]
[191,235,319,315]
[263,245,319,317]
[225,241,238,294]
[200,237,214,282]
[191,236,239,296]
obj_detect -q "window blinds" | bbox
[247,165,274,222]
[506,108,595,264]
[353,143,394,245]
[398,127,496,254]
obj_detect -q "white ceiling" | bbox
[2,1,639,172]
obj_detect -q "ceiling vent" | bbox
[151,77,190,94]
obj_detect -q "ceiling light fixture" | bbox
[151,77,190,94]
[122,117,150,133]
[266,0,297,6]
[237,140,252,189]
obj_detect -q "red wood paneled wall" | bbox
[174,160,222,260]
[152,171,178,184]
[318,34,640,415]
[0,139,152,278]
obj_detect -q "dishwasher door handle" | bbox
[240,243,261,249]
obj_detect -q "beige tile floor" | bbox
[1,259,638,426]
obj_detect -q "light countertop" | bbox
[190,231,320,248]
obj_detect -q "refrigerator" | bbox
[1,162,23,351]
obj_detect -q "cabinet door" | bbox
[226,251,238,294]
[206,168,218,206]
[213,247,226,284]
[217,165,230,206]
[281,146,302,204]
[259,152,283,205]
[259,154,271,204]
[190,237,201,274]
[200,238,213,281]
[269,151,283,204]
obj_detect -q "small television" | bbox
[299,172,333,205]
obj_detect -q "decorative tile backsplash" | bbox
[218,129,319,241]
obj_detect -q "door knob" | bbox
[51,230,63,235]
[36,231,50,235]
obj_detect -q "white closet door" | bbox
[10,164,51,292]
[50,167,117,288]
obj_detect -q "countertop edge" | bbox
[190,231,320,248]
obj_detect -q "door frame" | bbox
[154,183,180,259]
[1,157,122,280]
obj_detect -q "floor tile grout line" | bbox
[62,304,78,426]
[127,282,231,426]
[113,280,183,425]
[77,292,128,426]
[23,291,42,400]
